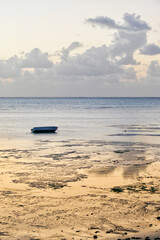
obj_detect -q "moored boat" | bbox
[31,126,58,133]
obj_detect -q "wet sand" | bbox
[0,139,160,240]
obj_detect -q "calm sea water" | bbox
[0,98,160,142]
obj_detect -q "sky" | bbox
[0,0,160,97]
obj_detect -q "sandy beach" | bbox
[0,138,159,240]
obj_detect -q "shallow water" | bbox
[0,97,160,144]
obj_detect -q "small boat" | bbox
[31,126,58,133]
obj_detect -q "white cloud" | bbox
[0,13,159,96]
[86,13,151,32]
[109,30,146,65]
[147,61,160,78]
[0,56,21,80]
[61,41,83,61]
[86,13,151,65]
[20,48,53,68]
[0,43,137,87]
[122,67,137,80]
[123,13,151,32]
[56,45,123,77]
[140,44,160,55]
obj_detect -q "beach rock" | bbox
[145,237,150,240]
[106,229,113,233]
[131,238,141,239]
[114,150,129,154]
[89,226,100,230]
[30,239,40,240]
[93,235,98,239]
[0,232,8,236]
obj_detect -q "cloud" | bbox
[0,12,159,96]
[20,48,53,68]
[0,13,151,88]
[140,61,160,95]
[147,61,160,78]
[86,13,151,65]
[86,13,151,32]
[56,45,122,77]
[0,43,137,87]
[122,67,137,80]
[0,56,21,81]
[123,13,151,31]
[86,16,118,29]
[61,41,83,61]
[0,49,54,83]
[140,44,160,55]
[109,30,146,65]
[55,44,138,86]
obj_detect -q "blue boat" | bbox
[31,126,58,133]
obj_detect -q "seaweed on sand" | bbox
[111,186,124,193]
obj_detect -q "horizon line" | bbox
[0,96,160,98]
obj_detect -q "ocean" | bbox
[0,97,160,143]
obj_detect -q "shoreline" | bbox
[0,138,159,239]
